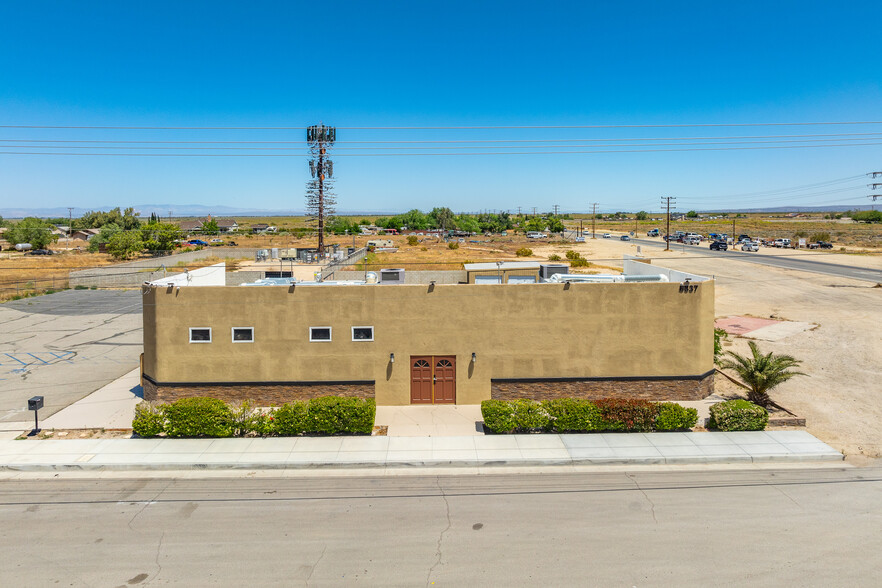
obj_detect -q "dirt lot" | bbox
[357,235,882,457]
[629,244,881,458]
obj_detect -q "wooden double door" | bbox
[410,355,456,404]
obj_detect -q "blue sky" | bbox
[1,1,881,214]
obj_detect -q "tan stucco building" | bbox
[141,261,715,405]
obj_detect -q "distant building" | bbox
[215,218,239,232]
[251,223,269,233]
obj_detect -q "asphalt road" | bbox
[0,289,142,425]
[1,467,879,586]
[631,237,882,283]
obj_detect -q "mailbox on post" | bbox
[28,396,44,436]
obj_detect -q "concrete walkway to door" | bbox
[375,405,484,436]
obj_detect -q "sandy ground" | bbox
[528,237,882,458]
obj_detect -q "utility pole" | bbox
[590,203,598,239]
[661,196,676,251]
[552,204,560,216]
[732,216,736,239]
[306,124,337,258]
[869,173,882,210]
[67,207,73,241]
[517,206,521,216]
[532,206,538,217]
[168,210,172,223]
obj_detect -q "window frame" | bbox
[309,326,333,342]
[351,326,374,342]
[231,327,254,343]
[188,327,212,343]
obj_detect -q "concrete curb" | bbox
[0,431,844,472]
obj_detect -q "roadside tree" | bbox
[5,217,58,249]
[141,222,182,251]
[106,231,144,260]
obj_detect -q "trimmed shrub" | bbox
[305,396,375,435]
[515,247,533,257]
[407,235,419,246]
[547,254,562,261]
[595,399,658,432]
[481,400,518,433]
[273,401,308,436]
[448,242,459,250]
[543,398,602,433]
[655,402,698,431]
[708,399,768,431]
[132,402,165,438]
[481,399,550,433]
[163,397,234,438]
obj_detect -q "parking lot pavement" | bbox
[0,289,143,425]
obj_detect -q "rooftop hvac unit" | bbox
[380,268,405,284]
[539,264,568,281]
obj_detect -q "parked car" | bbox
[603,233,612,239]
[620,235,630,241]
[710,240,728,251]
[684,236,700,245]
[210,238,223,243]
[741,241,759,252]
[647,229,660,237]
[816,241,833,249]
[26,249,53,255]
[187,239,209,246]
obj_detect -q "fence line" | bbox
[320,248,367,281]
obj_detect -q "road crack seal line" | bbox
[426,477,452,587]
[304,545,326,587]
[146,531,165,586]
[127,480,174,532]
[771,484,805,510]
[628,474,658,525]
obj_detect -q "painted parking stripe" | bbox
[27,353,49,364]
[4,353,28,366]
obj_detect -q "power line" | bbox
[5,137,882,152]
[3,120,882,130]
[4,141,882,157]
[5,131,882,144]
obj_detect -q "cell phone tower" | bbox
[306,124,336,256]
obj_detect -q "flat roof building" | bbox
[141,260,715,406]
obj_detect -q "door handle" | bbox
[433,376,437,384]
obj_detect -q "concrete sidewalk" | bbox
[0,430,842,472]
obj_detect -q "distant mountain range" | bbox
[0,203,875,219]
[0,204,400,219]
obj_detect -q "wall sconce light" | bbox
[471,352,477,363]
[389,353,395,363]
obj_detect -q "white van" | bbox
[526,231,546,239]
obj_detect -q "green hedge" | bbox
[132,402,165,438]
[481,399,550,433]
[132,396,376,438]
[273,401,309,436]
[481,399,699,434]
[163,397,235,438]
[655,402,699,431]
[543,398,602,433]
[708,399,768,431]
[304,396,375,435]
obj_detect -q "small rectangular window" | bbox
[232,327,253,342]
[189,328,212,343]
[352,326,374,341]
[310,327,332,342]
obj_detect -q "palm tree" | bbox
[718,341,807,407]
